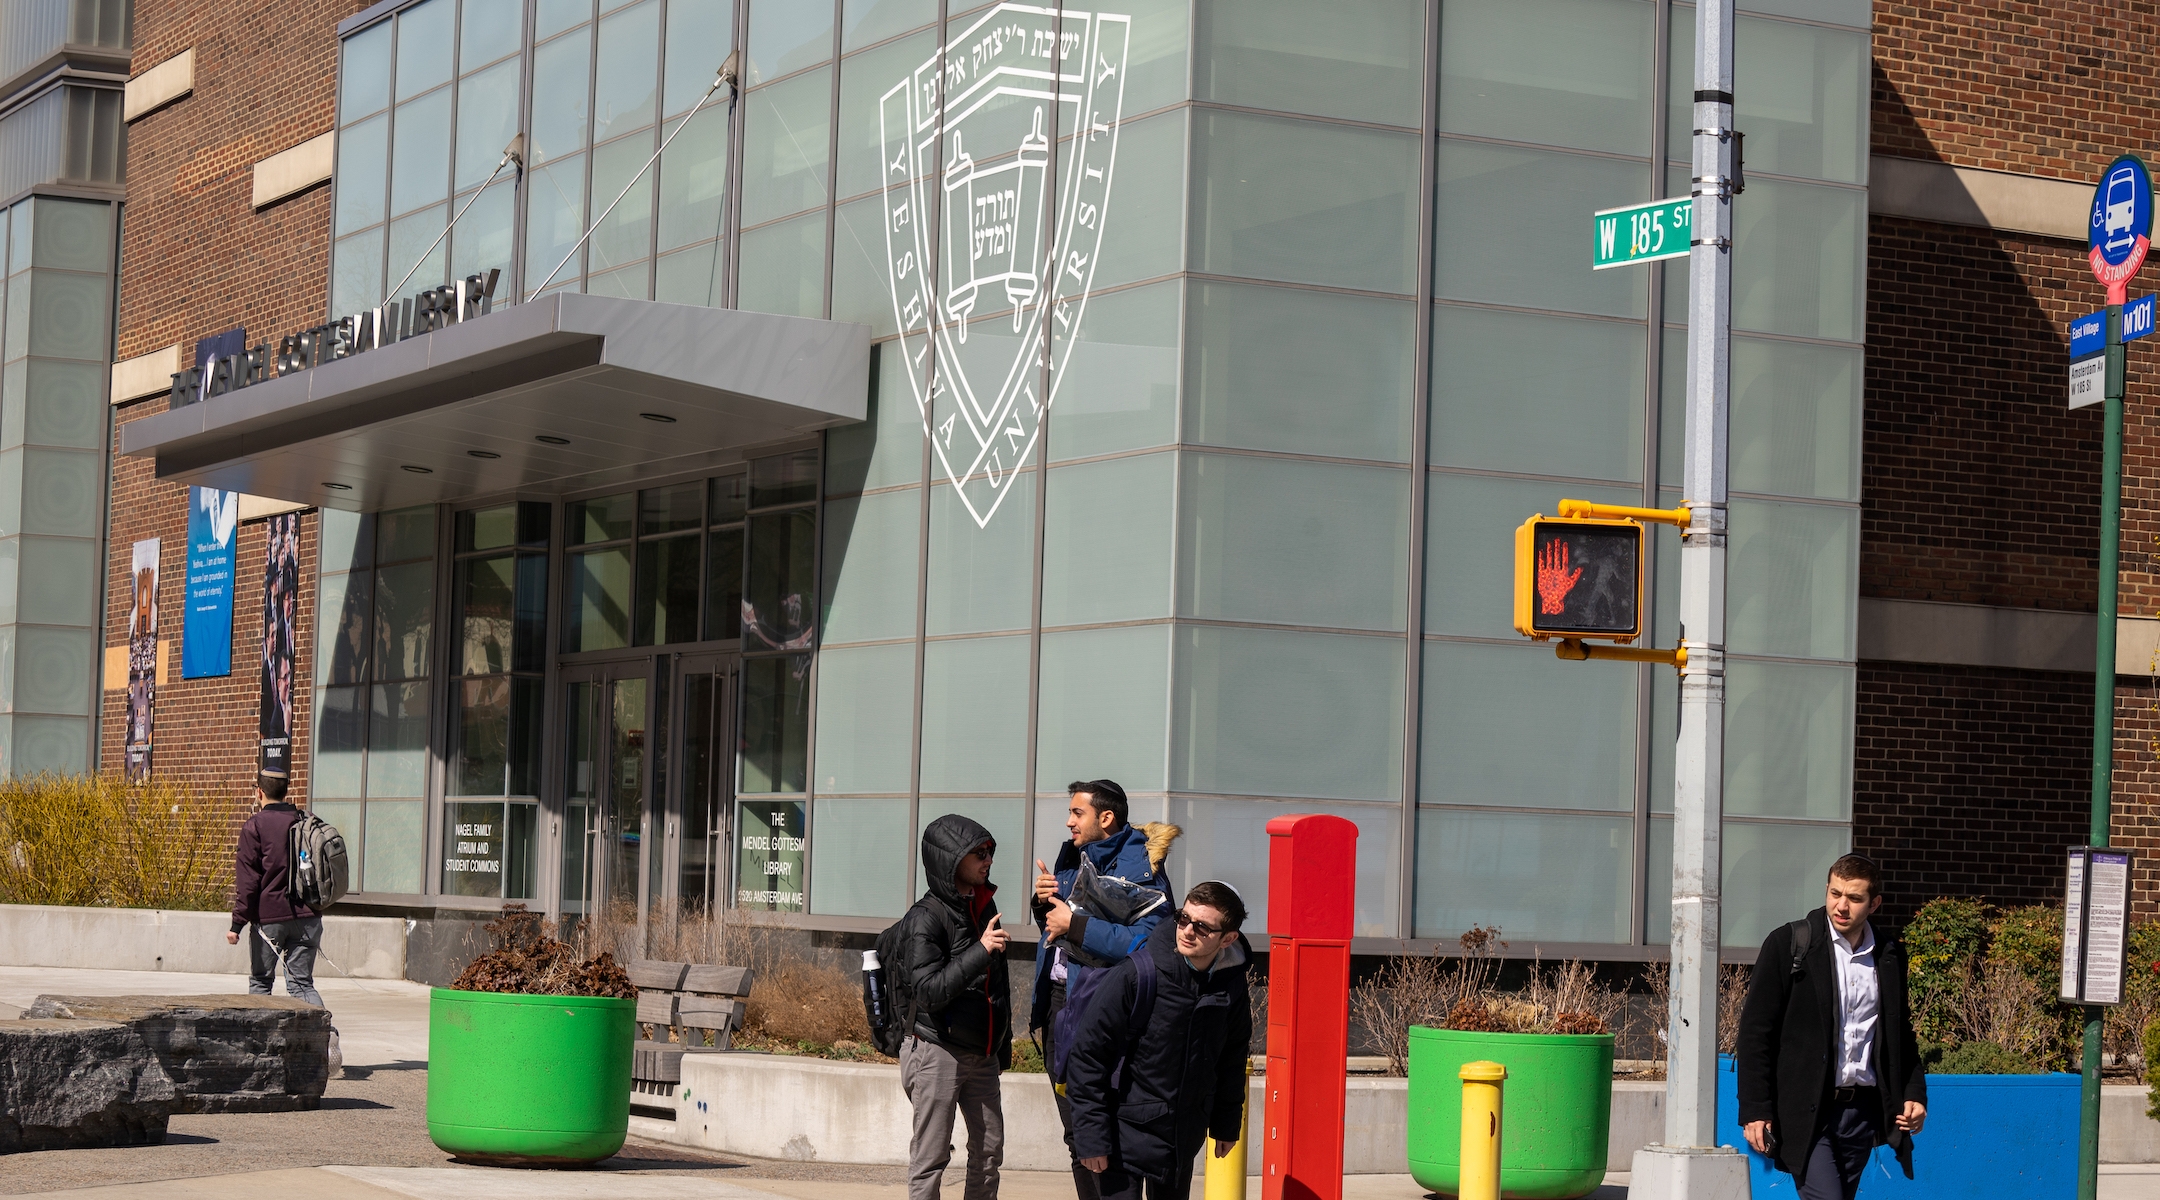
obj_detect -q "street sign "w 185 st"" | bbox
[1592,196,1693,270]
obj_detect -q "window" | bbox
[313,506,437,895]
[330,0,735,313]
[443,501,550,898]
[740,447,817,795]
[564,472,749,653]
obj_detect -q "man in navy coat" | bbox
[1030,779,1178,1199]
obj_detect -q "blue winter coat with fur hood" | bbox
[1028,820,1179,1033]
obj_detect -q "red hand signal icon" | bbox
[1536,539,1583,616]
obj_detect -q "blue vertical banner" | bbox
[182,487,238,679]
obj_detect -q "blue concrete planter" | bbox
[1715,1055,2077,1197]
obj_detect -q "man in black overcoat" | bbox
[1736,853,1928,1200]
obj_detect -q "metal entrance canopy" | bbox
[119,293,871,511]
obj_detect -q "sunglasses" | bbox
[1174,910,1227,937]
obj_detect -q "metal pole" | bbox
[1631,1,1747,1194]
[2081,301,2124,1200]
[1669,0,1734,1150]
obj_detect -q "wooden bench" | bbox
[628,959,756,1104]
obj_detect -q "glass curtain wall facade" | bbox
[0,1,127,778]
[0,196,115,774]
[320,0,1867,951]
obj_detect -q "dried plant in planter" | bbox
[452,904,637,999]
[1442,952,1619,1037]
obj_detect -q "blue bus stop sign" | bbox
[2090,154,2153,303]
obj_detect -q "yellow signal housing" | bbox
[1512,513,1645,644]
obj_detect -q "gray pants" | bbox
[248,917,323,1007]
[902,1035,1004,1200]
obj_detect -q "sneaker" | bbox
[327,1029,343,1076]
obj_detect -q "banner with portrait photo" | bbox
[258,513,299,780]
[125,539,159,781]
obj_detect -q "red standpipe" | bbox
[1260,813,1357,1200]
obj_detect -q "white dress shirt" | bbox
[1830,920,1880,1088]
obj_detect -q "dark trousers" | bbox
[1048,982,1200,1200]
[1797,1089,1884,1200]
[1094,1156,1194,1200]
[1046,982,1102,1200]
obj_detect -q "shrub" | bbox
[1897,898,2086,1073]
[2145,1017,2160,1121]
[610,904,883,1059]
[1937,1040,2041,1075]
[2110,923,2160,1071]
[0,772,234,911]
[1905,897,1991,1045]
[1986,906,2081,1071]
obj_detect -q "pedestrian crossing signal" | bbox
[1513,515,1643,642]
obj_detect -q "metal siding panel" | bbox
[0,89,66,201]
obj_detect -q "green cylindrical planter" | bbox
[1407,1025,1614,1200]
[427,988,635,1166]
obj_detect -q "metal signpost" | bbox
[2070,311,2106,410]
[2062,846,2134,1008]
[1576,1,1745,1195]
[2080,152,2153,1200]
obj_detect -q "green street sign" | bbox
[1592,197,1694,270]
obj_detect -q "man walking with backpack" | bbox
[1030,779,1178,1199]
[1065,881,1251,1200]
[892,814,1012,1200]
[227,770,342,1072]
[1736,853,1927,1200]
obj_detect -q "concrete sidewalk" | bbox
[4,966,2156,1199]
[1,1167,1494,1200]
[0,964,432,1070]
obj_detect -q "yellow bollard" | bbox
[1203,1066,1250,1200]
[1458,1060,1507,1200]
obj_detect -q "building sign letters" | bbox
[169,270,499,408]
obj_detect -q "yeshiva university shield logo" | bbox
[880,4,1130,528]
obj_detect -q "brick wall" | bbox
[1873,1,2160,183]
[116,0,363,362]
[1859,0,2160,924]
[1853,663,2095,925]
[99,456,317,814]
[1861,214,2104,612]
[100,0,366,826]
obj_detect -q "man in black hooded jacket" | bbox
[896,813,1013,1200]
[1066,881,1251,1200]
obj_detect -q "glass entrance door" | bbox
[669,653,736,918]
[558,654,735,953]
[560,664,650,946]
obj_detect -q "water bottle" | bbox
[863,949,889,1031]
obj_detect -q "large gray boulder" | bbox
[0,1019,178,1152]
[24,994,331,1113]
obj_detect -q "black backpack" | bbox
[286,811,351,910]
[1785,917,1814,978]
[1048,942,1158,1086]
[865,904,929,1057]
